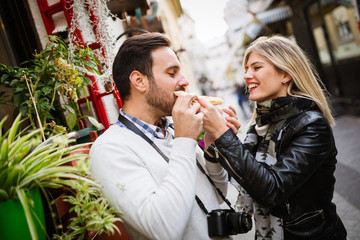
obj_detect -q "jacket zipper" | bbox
[214,146,219,158]
[286,209,325,227]
[213,145,243,181]
[286,200,291,215]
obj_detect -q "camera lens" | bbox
[240,212,252,233]
[207,209,252,236]
[227,211,252,234]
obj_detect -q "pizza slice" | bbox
[174,91,224,105]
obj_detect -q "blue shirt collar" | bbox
[115,109,174,140]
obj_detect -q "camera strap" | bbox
[118,114,235,214]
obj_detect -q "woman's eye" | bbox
[169,72,175,77]
[254,66,262,70]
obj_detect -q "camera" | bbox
[207,209,252,237]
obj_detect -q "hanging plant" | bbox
[0,35,100,136]
[68,0,116,91]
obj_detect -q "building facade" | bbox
[288,0,360,115]
[0,0,195,130]
[224,0,360,115]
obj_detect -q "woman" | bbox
[199,35,347,239]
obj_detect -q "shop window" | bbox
[307,1,360,64]
[306,0,360,98]
[313,26,332,64]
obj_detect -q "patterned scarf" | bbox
[234,96,315,240]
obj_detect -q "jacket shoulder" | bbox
[278,110,332,153]
[286,110,329,132]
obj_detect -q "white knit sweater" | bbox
[89,124,230,240]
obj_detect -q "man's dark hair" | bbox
[112,32,171,102]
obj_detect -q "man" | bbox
[89,33,230,239]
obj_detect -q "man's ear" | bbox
[129,70,147,93]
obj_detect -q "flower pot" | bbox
[0,188,46,240]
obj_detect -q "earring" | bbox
[282,80,286,84]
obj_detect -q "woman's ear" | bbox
[129,70,147,93]
[282,71,292,83]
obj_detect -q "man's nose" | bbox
[178,74,189,87]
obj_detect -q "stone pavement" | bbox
[217,88,360,239]
[332,115,360,240]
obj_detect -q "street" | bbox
[217,88,360,240]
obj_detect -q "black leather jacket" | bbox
[207,110,347,239]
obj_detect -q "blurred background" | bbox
[0,0,359,239]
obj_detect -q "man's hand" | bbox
[172,93,204,140]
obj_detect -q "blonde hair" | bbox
[243,35,335,126]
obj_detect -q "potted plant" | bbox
[52,179,122,240]
[0,35,100,137]
[0,114,121,239]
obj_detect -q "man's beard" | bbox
[146,79,175,116]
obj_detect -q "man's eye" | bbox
[169,72,175,77]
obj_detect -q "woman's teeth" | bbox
[248,84,258,89]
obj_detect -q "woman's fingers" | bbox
[228,105,237,115]
[223,105,237,119]
[224,105,241,134]
[226,121,237,134]
[226,115,241,129]
[198,99,241,137]
[198,97,228,138]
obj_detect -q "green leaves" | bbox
[1,72,9,83]
[0,114,86,201]
[88,116,100,129]
[0,139,9,165]
[0,35,100,134]
[66,112,78,132]
[1,113,120,239]
[42,86,52,95]
[56,180,121,239]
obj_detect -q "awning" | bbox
[245,23,263,39]
[107,0,149,17]
[247,0,275,14]
[321,0,354,8]
[245,5,292,39]
[256,5,292,24]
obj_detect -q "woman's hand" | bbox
[223,105,241,134]
[199,98,241,136]
[198,98,228,139]
[203,131,216,154]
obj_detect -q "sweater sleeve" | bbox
[89,129,199,240]
[204,157,228,203]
